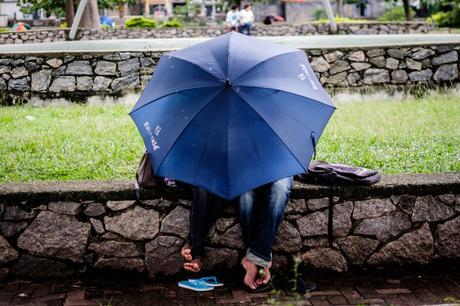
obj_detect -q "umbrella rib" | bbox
[232,50,303,83]
[236,84,337,109]
[233,89,315,174]
[168,54,225,83]
[129,85,223,115]
[155,87,225,175]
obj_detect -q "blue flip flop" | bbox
[178,279,214,292]
[188,276,224,287]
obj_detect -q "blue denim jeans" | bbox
[236,177,293,268]
[188,186,225,260]
[238,22,252,35]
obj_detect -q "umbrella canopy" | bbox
[130,32,335,200]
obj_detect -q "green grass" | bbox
[0,94,459,183]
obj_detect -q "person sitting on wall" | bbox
[226,4,241,32]
[238,4,254,35]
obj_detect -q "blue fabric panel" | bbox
[157,89,304,200]
[130,87,223,171]
[234,51,334,108]
[235,87,335,171]
[131,56,222,113]
[169,33,231,81]
[227,32,298,81]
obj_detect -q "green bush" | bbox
[160,19,182,28]
[377,6,415,21]
[313,8,327,20]
[427,5,460,27]
[125,17,156,29]
[317,17,367,23]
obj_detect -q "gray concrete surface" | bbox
[0,34,459,54]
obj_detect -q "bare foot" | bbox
[183,258,202,272]
[181,243,192,261]
[241,257,258,290]
[256,261,272,286]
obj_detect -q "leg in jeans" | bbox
[245,22,252,35]
[245,176,293,268]
[237,189,259,248]
[189,186,224,260]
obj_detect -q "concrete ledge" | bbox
[0,173,459,281]
[1,34,459,54]
[0,173,459,202]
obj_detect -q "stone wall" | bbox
[0,43,458,104]
[0,22,431,45]
[0,173,459,281]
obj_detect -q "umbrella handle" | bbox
[310,131,317,160]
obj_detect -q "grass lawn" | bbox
[0,93,459,183]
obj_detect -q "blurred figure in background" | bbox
[226,4,240,32]
[238,3,254,35]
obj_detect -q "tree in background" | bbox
[402,0,410,20]
[21,0,130,28]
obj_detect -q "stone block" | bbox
[363,68,390,84]
[432,51,458,66]
[412,195,455,222]
[8,77,29,91]
[409,69,433,82]
[84,203,106,217]
[310,56,330,73]
[94,61,117,76]
[88,240,142,257]
[354,211,411,240]
[17,210,90,263]
[299,248,348,272]
[353,198,395,219]
[104,206,159,240]
[66,61,92,75]
[336,236,379,265]
[76,76,93,91]
[435,216,460,258]
[145,235,184,277]
[160,206,190,240]
[94,257,145,272]
[49,76,75,92]
[31,70,51,91]
[433,64,458,82]
[367,223,433,265]
[48,201,82,215]
[273,221,302,252]
[0,235,19,263]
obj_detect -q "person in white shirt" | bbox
[226,5,240,32]
[238,4,254,35]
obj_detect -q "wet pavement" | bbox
[1,265,460,305]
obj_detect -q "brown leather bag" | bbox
[135,151,156,199]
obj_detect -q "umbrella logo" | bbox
[143,121,160,151]
[298,63,318,90]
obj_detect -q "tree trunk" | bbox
[403,0,411,21]
[65,0,75,26]
[336,0,342,17]
[80,0,100,29]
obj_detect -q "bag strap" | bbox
[134,173,141,201]
[310,131,317,161]
[327,187,334,246]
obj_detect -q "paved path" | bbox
[1,266,459,305]
[0,34,460,54]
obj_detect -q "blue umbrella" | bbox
[130,32,335,200]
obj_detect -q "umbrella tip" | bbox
[225,80,231,88]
